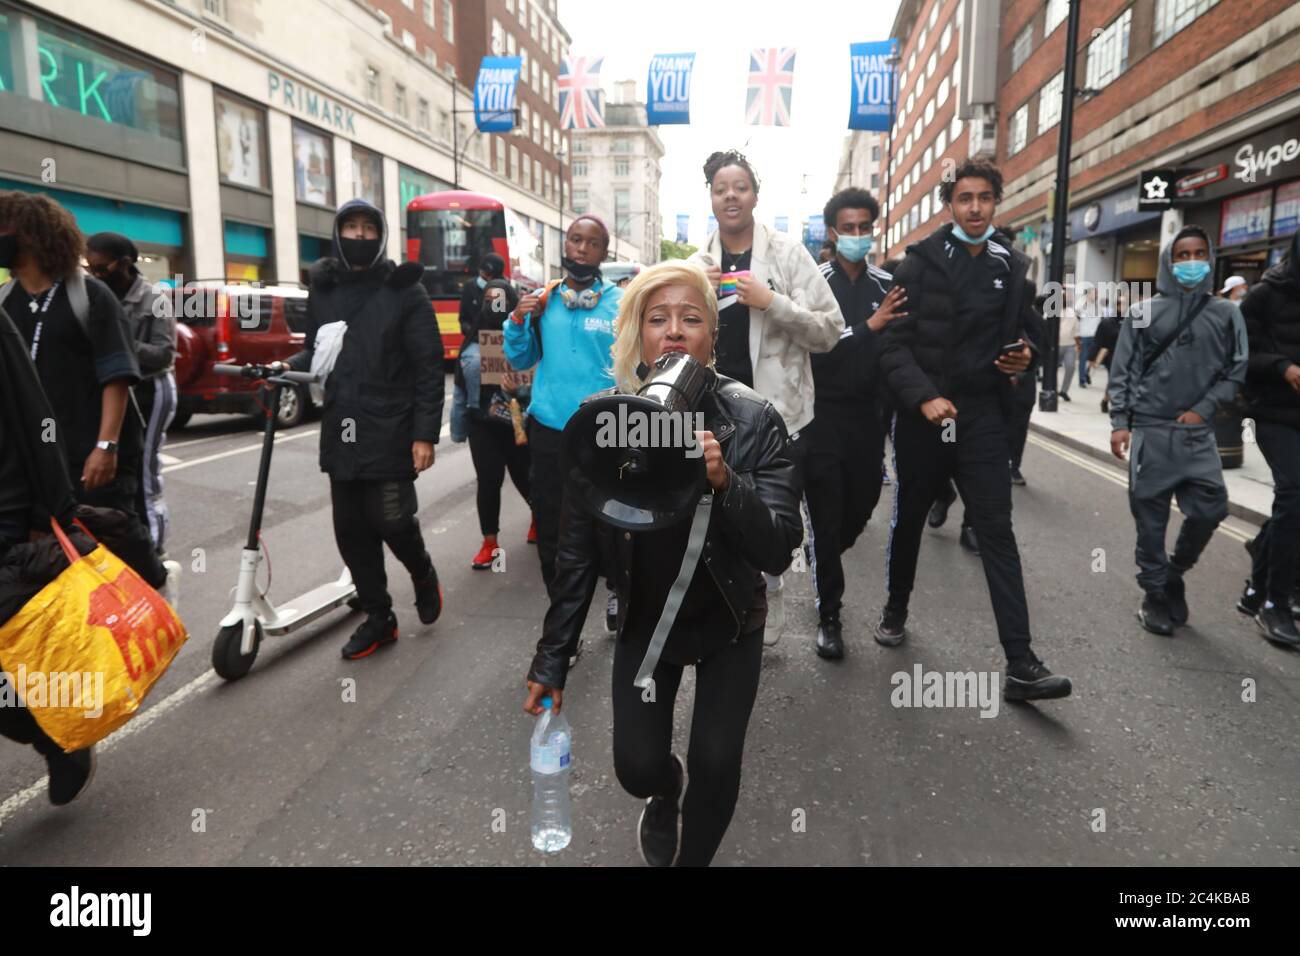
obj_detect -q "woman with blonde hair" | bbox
[522,260,803,866]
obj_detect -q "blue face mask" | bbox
[1171,260,1211,287]
[476,276,487,289]
[835,234,873,262]
[952,222,995,244]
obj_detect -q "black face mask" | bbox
[339,236,382,269]
[96,262,134,296]
[0,234,18,269]
[562,255,601,282]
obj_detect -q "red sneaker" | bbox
[472,537,498,570]
[527,516,538,545]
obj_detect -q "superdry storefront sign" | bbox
[1180,117,1300,203]
[267,71,357,135]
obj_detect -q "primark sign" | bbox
[267,70,357,135]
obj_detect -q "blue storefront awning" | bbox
[0,178,184,247]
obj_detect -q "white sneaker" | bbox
[605,590,618,636]
[162,559,181,611]
[763,573,784,646]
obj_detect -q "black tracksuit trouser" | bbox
[803,405,885,621]
[886,400,1032,660]
[527,420,565,595]
[467,417,531,537]
[612,626,764,867]
[330,478,432,615]
[1253,421,1300,604]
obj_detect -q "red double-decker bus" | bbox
[405,191,510,360]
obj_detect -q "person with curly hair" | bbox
[689,149,843,644]
[0,192,154,570]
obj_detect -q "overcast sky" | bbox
[557,0,900,248]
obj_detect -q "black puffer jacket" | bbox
[1241,232,1300,428]
[879,224,1039,420]
[290,198,444,481]
[527,377,803,690]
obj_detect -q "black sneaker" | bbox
[47,747,95,806]
[342,611,398,659]
[1164,570,1189,626]
[1060,392,1072,402]
[1257,604,1300,647]
[1236,580,1264,616]
[413,559,443,625]
[815,617,844,660]
[1009,466,1027,486]
[1004,651,1072,702]
[1138,591,1174,636]
[874,603,908,647]
[1289,591,1300,621]
[605,590,618,635]
[638,754,685,867]
[959,525,980,555]
[927,496,952,529]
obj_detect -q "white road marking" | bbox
[159,453,181,466]
[161,429,319,474]
[1028,433,1254,544]
[0,670,218,830]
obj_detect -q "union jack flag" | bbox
[746,48,796,127]
[559,55,605,130]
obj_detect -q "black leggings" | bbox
[467,417,531,537]
[611,628,764,866]
[330,478,431,615]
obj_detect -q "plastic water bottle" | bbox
[530,696,572,853]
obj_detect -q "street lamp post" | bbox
[1039,0,1084,413]
[450,83,520,190]
[614,210,652,263]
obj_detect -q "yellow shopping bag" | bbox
[0,519,187,752]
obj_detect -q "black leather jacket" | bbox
[527,377,803,690]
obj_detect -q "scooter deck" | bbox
[262,579,358,636]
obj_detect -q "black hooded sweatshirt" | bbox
[289,198,445,481]
[1241,231,1300,428]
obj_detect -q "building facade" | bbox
[876,0,987,262]
[0,0,569,286]
[998,0,1300,291]
[880,0,1300,291]
[568,81,664,265]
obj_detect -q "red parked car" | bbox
[172,282,316,429]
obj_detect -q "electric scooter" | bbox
[211,362,357,680]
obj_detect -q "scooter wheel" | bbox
[213,621,262,681]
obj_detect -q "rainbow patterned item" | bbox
[719,270,751,296]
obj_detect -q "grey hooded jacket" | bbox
[1108,236,1248,430]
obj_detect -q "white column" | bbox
[180,73,224,279]
[383,156,401,261]
[267,111,299,284]
[334,137,354,206]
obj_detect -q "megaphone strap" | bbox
[633,493,714,690]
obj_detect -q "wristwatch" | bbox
[95,440,119,454]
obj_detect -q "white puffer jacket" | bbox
[691,222,844,434]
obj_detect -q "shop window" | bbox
[292,122,334,207]
[351,145,384,209]
[215,91,268,190]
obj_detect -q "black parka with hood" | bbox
[1241,231,1300,428]
[290,198,445,481]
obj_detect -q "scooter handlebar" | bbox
[212,363,317,385]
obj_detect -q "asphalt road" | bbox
[1,388,1297,866]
